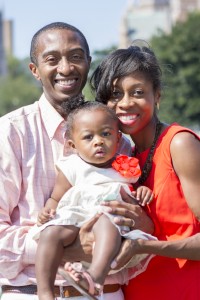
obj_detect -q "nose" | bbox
[118,94,134,109]
[94,136,104,146]
[57,58,74,75]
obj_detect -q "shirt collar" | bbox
[39,93,65,140]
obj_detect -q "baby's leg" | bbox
[68,215,121,294]
[36,225,79,300]
[89,214,121,284]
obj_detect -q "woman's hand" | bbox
[62,213,102,264]
[110,239,139,270]
[101,187,154,234]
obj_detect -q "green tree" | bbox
[83,46,117,100]
[0,56,41,116]
[151,12,200,128]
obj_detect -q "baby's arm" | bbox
[132,186,154,207]
[37,198,58,226]
[37,169,72,226]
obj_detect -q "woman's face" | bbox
[107,71,160,136]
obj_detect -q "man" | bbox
[0,22,132,300]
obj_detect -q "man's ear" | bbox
[29,62,41,81]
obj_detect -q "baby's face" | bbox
[71,109,120,167]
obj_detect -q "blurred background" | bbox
[0,0,200,131]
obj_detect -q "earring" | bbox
[156,102,160,110]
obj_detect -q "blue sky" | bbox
[1,0,129,59]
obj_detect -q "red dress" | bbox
[123,124,200,300]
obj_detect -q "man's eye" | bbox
[46,56,57,64]
[71,54,83,61]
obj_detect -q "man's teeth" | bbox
[57,79,76,85]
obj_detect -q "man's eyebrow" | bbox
[69,47,85,53]
[42,47,85,58]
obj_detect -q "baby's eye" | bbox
[83,134,93,140]
[102,131,111,137]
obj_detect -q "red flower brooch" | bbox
[112,155,141,179]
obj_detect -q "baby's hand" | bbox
[131,186,154,207]
[37,207,56,226]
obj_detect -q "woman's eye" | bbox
[134,89,144,96]
[112,91,121,98]
[110,91,122,102]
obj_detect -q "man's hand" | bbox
[62,213,102,264]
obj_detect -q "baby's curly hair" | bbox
[61,96,119,139]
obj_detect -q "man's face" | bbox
[29,28,91,111]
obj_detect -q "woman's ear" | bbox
[117,131,122,143]
[155,90,161,106]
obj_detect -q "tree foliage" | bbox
[151,12,200,128]
[0,56,41,116]
[83,45,117,100]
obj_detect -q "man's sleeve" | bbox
[0,120,37,279]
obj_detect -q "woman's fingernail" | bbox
[111,260,117,269]
[102,206,112,213]
[113,216,121,223]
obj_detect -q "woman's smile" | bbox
[117,113,139,126]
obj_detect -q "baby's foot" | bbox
[64,262,103,296]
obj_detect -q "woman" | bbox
[90,43,200,299]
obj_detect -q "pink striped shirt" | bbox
[0,94,131,286]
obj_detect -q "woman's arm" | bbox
[111,132,200,270]
[170,132,200,220]
[110,233,200,271]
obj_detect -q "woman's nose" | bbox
[118,95,134,108]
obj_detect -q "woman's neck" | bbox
[131,120,158,153]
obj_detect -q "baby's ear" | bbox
[63,139,77,156]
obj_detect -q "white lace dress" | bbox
[36,154,139,232]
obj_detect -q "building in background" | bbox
[119,0,200,48]
[0,10,13,76]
